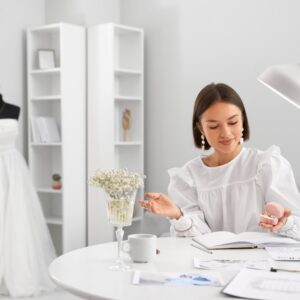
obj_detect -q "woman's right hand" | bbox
[139,192,182,219]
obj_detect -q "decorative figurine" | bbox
[122,109,131,142]
[52,173,62,190]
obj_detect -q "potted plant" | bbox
[52,173,62,190]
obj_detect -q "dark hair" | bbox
[192,83,250,150]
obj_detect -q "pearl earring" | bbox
[201,135,205,151]
[240,128,244,145]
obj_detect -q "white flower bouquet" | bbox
[90,169,145,226]
[90,169,144,198]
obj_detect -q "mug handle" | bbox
[121,240,130,254]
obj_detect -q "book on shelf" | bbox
[31,117,61,143]
[192,231,300,250]
[31,118,41,143]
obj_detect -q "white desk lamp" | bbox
[258,63,300,110]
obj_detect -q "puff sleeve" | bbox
[167,167,211,237]
[256,146,300,240]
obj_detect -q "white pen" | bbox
[190,243,213,254]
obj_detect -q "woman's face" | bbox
[199,101,243,155]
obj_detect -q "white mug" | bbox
[122,234,157,263]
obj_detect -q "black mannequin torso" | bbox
[0,94,21,120]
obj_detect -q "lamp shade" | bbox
[258,63,300,110]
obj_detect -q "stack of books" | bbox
[31,117,61,143]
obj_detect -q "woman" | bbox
[139,83,300,239]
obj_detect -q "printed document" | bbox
[265,246,300,261]
[194,257,272,270]
[132,270,223,286]
[222,268,300,300]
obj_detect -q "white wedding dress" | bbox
[0,119,56,297]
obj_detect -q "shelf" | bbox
[115,68,142,75]
[114,142,142,146]
[114,24,143,35]
[31,95,61,101]
[31,68,61,75]
[46,217,63,225]
[31,142,62,146]
[88,23,143,244]
[30,73,61,97]
[37,188,63,194]
[28,22,86,254]
[114,74,142,99]
[115,96,142,101]
[29,23,60,33]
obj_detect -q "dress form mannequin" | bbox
[0,94,20,120]
[0,94,56,296]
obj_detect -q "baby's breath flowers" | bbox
[90,169,145,226]
[89,169,145,199]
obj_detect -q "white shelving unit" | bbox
[27,23,86,254]
[88,23,144,244]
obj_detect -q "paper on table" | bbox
[245,260,273,270]
[265,247,300,261]
[222,268,300,300]
[194,257,272,271]
[194,257,244,270]
[132,270,223,286]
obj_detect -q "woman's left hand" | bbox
[259,208,291,232]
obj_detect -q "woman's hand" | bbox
[259,208,291,232]
[139,192,182,219]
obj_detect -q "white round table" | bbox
[49,237,269,300]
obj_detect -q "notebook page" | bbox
[237,232,299,246]
[193,231,250,249]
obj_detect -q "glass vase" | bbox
[106,190,137,271]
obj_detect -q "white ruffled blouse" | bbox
[168,146,300,239]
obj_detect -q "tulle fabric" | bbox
[0,119,56,297]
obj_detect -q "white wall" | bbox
[0,0,45,154]
[45,0,86,25]
[85,0,120,26]
[45,0,120,25]
[121,0,300,234]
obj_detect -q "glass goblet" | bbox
[106,190,137,271]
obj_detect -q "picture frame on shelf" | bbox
[37,49,56,69]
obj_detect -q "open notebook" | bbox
[192,231,300,250]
